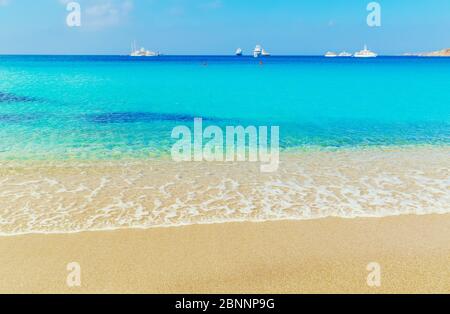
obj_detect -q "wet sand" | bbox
[1,147,449,235]
[0,214,449,294]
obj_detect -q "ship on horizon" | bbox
[338,51,352,57]
[325,51,354,57]
[130,41,160,57]
[325,51,338,57]
[354,45,377,58]
[253,45,270,58]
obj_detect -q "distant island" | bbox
[404,48,450,57]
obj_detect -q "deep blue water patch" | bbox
[0,114,37,123]
[86,112,220,124]
[0,92,39,103]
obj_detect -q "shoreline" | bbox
[1,214,449,293]
[1,143,449,161]
[1,145,449,293]
[1,146,449,236]
[0,211,448,238]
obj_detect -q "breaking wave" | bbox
[0,146,449,236]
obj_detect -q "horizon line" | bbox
[0,53,423,57]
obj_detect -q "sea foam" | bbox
[0,147,449,236]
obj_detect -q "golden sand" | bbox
[0,146,449,293]
[0,214,449,294]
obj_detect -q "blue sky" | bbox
[0,0,449,55]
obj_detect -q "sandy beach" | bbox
[0,147,449,293]
[0,214,449,294]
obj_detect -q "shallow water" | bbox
[0,148,449,235]
[0,56,449,235]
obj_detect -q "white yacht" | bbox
[338,51,352,57]
[253,45,262,58]
[261,48,271,57]
[325,51,338,57]
[130,42,159,57]
[235,48,243,56]
[354,45,377,58]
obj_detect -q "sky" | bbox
[0,0,449,55]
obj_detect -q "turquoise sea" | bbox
[1,55,450,235]
[0,55,449,160]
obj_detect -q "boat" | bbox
[131,48,159,57]
[235,48,243,56]
[354,45,377,58]
[130,41,159,57]
[338,51,352,57]
[261,48,271,57]
[253,45,271,58]
[253,45,262,58]
[325,51,338,57]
